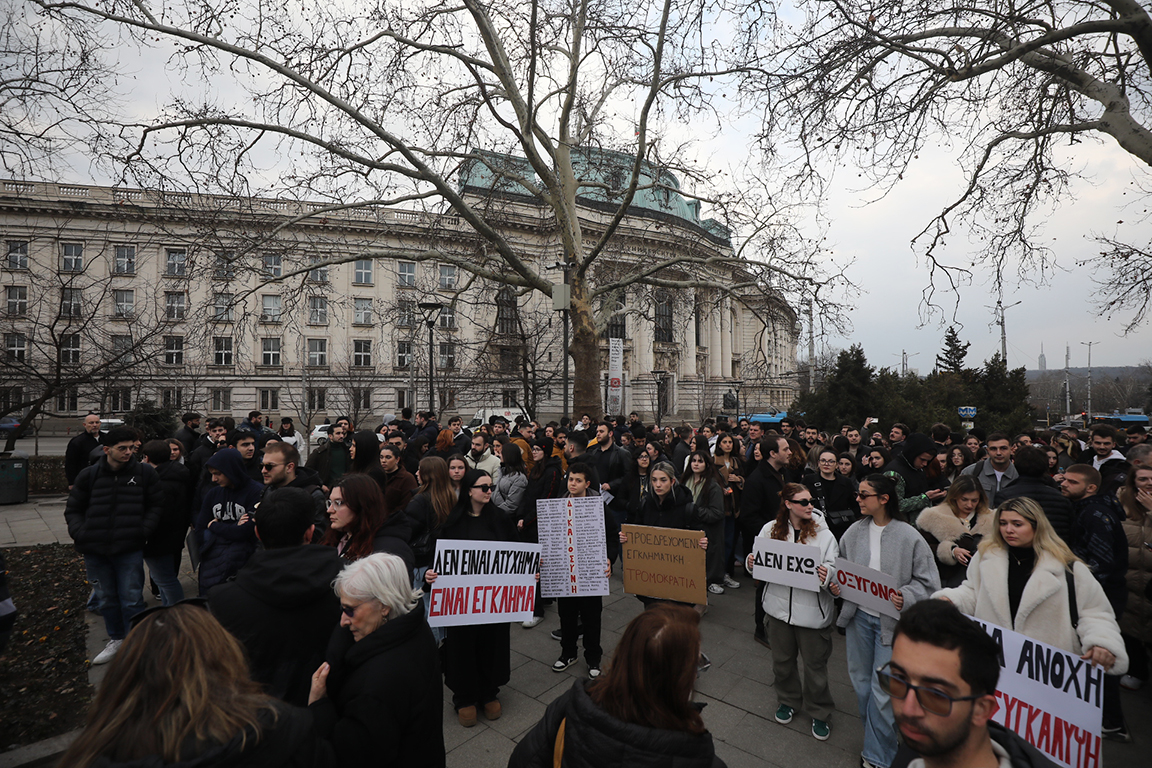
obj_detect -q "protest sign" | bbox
[621,524,707,605]
[751,536,822,591]
[969,617,1103,768]
[833,557,901,619]
[427,539,541,627]
[537,496,609,598]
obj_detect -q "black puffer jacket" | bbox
[993,475,1076,542]
[508,680,724,768]
[310,609,445,768]
[638,484,698,531]
[65,456,163,557]
[144,460,192,558]
[86,700,334,768]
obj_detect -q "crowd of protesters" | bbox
[46,407,1152,767]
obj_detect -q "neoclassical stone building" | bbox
[0,172,797,431]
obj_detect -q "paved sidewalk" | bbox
[2,496,1147,767]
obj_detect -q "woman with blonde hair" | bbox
[915,475,995,587]
[58,603,332,767]
[935,496,1127,673]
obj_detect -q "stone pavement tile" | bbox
[0,529,15,545]
[477,686,547,741]
[508,648,531,671]
[694,665,742,701]
[695,693,749,743]
[506,658,571,699]
[441,697,486,752]
[0,509,41,522]
[725,711,860,768]
[721,675,776,721]
[699,635,738,668]
[717,647,774,687]
[535,678,575,707]
[712,739,762,768]
[446,721,517,768]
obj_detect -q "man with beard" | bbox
[887,600,1056,768]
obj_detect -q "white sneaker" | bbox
[521,616,544,629]
[722,575,741,589]
[707,583,725,595]
[93,639,122,665]
[1120,674,1143,691]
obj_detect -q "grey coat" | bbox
[836,518,941,644]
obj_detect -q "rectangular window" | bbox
[308,296,328,324]
[112,335,132,355]
[113,245,136,274]
[499,347,520,372]
[354,297,373,325]
[396,341,411,368]
[307,387,326,411]
[398,261,415,287]
[61,288,81,318]
[307,338,327,366]
[439,264,457,289]
[495,289,517,334]
[353,388,371,410]
[6,286,27,315]
[166,248,187,276]
[214,252,236,280]
[211,388,231,412]
[439,388,456,412]
[396,299,414,327]
[439,341,456,369]
[654,295,673,343]
[57,388,79,412]
[309,256,329,283]
[109,388,131,413]
[113,289,134,317]
[7,241,28,269]
[396,389,408,410]
[354,259,373,284]
[260,388,279,411]
[5,333,26,363]
[353,339,372,367]
[439,305,456,329]
[502,389,518,408]
[261,294,282,322]
[605,313,626,339]
[261,337,281,366]
[262,253,282,278]
[165,292,186,321]
[213,336,234,366]
[60,334,81,364]
[164,335,184,365]
[0,387,22,413]
[162,388,183,410]
[62,242,84,272]
[213,293,234,322]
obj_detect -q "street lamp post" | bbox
[418,300,444,415]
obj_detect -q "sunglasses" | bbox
[876,664,982,716]
[787,498,814,506]
[261,462,283,471]
[340,603,360,618]
[856,491,878,499]
[473,484,494,493]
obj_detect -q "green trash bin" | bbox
[0,450,29,505]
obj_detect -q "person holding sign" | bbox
[424,469,521,727]
[746,483,840,742]
[551,463,619,679]
[832,474,940,768]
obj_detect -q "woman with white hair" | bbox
[308,553,445,768]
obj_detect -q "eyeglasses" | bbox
[787,498,814,506]
[876,664,982,716]
[261,462,283,471]
[473,484,494,493]
[818,458,836,465]
[326,498,346,507]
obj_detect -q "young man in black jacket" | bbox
[208,487,344,706]
[740,435,790,647]
[65,427,163,664]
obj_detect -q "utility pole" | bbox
[894,350,920,377]
[1081,341,1095,420]
[995,299,1022,362]
[807,299,816,390]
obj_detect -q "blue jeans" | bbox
[846,610,896,768]
[413,566,446,645]
[84,551,146,640]
[144,554,185,607]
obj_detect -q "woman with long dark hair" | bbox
[627,447,655,522]
[447,454,468,493]
[681,451,726,595]
[58,604,332,768]
[322,474,414,571]
[830,473,939,768]
[943,444,975,485]
[713,433,744,589]
[406,456,459,645]
[746,483,839,741]
[518,437,565,628]
[424,470,519,727]
[508,604,721,768]
[347,430,382,476]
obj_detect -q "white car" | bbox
[310,424,332,444]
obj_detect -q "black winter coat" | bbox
[208,544,344,707]
[521,456,565,526]
[310,610,445,768]
[993,476,1076,542]
[64,431,101,485]
[405,491,450,569]
[508,680,724,768]
[87,700,334,768]
[65,456,163,556]
[638,485,698,532]
[803,472,860,541]
[371,513,415,573]
[144,460,193,557]
[739,462,784,534]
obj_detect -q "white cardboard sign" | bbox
[834,557,901,619]
[751,536,822,592]
[427,539,541,627]
[536,496,609,598]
